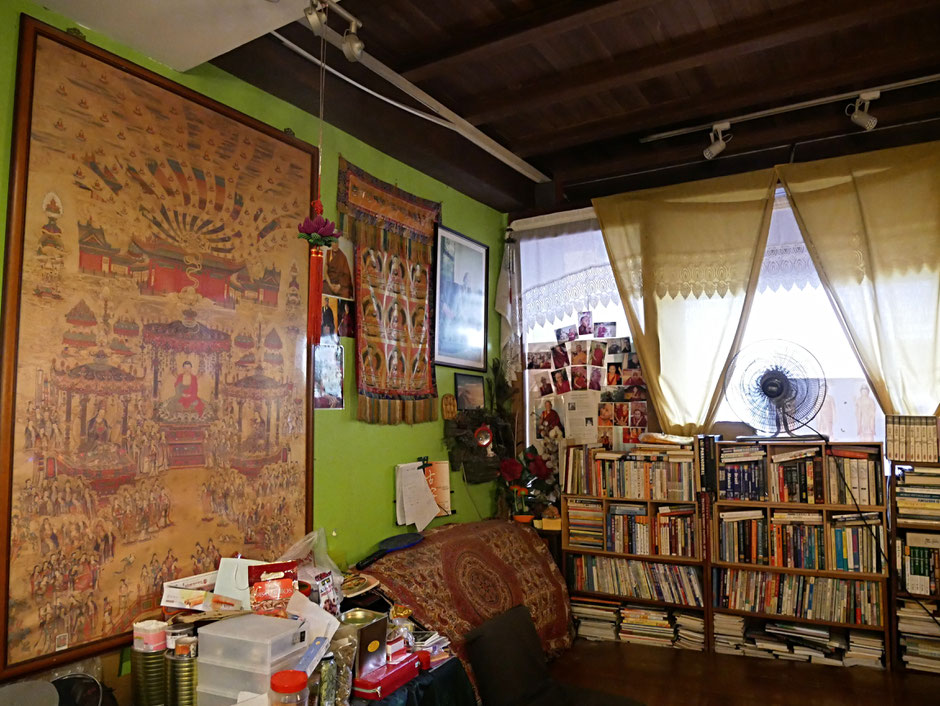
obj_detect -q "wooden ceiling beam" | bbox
[399,0,662,83]
[511,48,940,158]
[464,0,935,125]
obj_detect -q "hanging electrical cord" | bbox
[271,31,458,132]
[790,415,940,636]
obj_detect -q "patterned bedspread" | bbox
[363,520,573,682]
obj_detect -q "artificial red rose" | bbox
[499,458,524,482]
[525,448,551,479]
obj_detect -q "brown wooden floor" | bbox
[550,640,939,706]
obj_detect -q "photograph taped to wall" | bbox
[0,21,314,670]
[526,343,552,369]
[589,340,606,367]
[551,368,571,394]
[531,370,554,398]
[593,322,616,338]
[588,366,603,391]
[571,365,588,390]
[600,385,629,402]
[606,337,631,355]
[567,340,588,365]
[577,311,593,336]
[550,343,570,368]
[536,397,565,440]
[315,344,344,409]
[323,236,355,300]
[554,324,577,343]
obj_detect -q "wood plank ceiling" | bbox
[212,0,940,215]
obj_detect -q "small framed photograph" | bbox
[435,225,489,371]
[454,373,486,410]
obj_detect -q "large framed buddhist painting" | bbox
[0,18,315,674]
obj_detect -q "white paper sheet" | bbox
[562,390,601,444]
[396,463,440,531]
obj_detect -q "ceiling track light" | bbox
[343,23,364,62]
[305,0,365,61]
[846,90,880,131]
[703,122,732,160]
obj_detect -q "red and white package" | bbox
[247,561,298,618]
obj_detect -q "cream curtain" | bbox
[778,142,940,416]
[594,170,777,435]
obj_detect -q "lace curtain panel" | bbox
[594,170,778,435]
[778,141,940,416]
[519,217,620,332]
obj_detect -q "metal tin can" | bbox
[165,623,194,650]
[338,608,388,676]
[174,636,197,658]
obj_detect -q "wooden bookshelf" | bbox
[888,459,940,673]
[710,440,891,668]
[561,442,710,651]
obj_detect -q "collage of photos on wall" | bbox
[526,311,648,464]
[315,236,358,410]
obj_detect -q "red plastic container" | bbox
[352,651,430,700]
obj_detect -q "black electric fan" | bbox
[723,339,828,441]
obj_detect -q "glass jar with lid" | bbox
[270,670,309,705]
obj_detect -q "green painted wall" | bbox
[0,2,504,570]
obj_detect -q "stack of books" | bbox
[570,596,620,641]
[766,623,846,665]
[898,600,940,673]
[739,625,799,660]
[718,509,767,565]
[617,605,674,647]
[897,466,940,527]
[830,513,884,573]
[826,448,883,505]
[769,448,823,503]
[713,613,746,655]
[719,445,767,500]
[567,498,604,549]
[899,531,940,594]
[655,505,696,557]
[566,555,704,606]
[886,415,940,463]
[770,511,825,569]
[843,631,885,668]
[606,504,650,554]
[674,612,706,651]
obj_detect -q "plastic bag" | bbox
[278,528,344,599]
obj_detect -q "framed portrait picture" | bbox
[434,225,488,371]
[454,373,485,411]
[0,19,315,675]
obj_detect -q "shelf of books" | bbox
[561,441,708,650]
[710,440,889,668]
[889,457,940,674]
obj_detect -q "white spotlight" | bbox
[304,3,328,36]
[846,91,880,131]
[342,23,364,62]
[703,122,732,160]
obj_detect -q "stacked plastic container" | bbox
[196,614,311,705]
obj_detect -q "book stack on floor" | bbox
[674,612,706,651]
[766,623,849,665]
[567,498,604,550]
[718,445,767,500]
[713,613,746,655]
[886,415,939,463]
[571,596,620,641]
[897,600,940,673]
[897,466,940,528]
[617,605,674,647]
[844,631,885,668]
